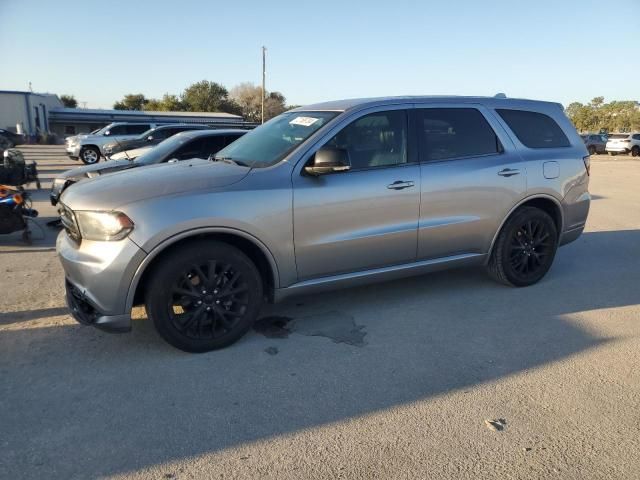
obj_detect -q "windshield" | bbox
[134,134,193,165]
[215,111,340,168]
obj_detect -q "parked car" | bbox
[605,133,640,156]
[0,129,25,149]
[65,122,158,164]
[580,133,606,155]
[103,124,210,157]
[56,96,590,352]
[108,145,154,161]
[51,129,247,205]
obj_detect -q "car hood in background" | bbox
[60,159,251,211]
[58,159,133,181]
[109,146,153,161]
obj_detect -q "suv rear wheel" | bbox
[80,146,100,164]
[631,146,639,157]
[145,240,263,352]
[587,145,596,155]
[487,206,558,287]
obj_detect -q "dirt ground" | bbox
[1,146,639,479]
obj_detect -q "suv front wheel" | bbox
[79,146,100,164]
[487,206,558,287]
[145,240,263,352]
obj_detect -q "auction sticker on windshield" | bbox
[289,116,319,127]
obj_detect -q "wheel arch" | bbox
[126,228,280,311]
[487,194,564,261]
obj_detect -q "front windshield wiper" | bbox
[214,156,250,167]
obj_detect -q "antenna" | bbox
[261,46,267,124]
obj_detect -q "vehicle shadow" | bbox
[1,229,638,479]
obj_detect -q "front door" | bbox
[412,106,527,260]
[293,109,420,281]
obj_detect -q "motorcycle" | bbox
[0,148,41,189]
[0,185,39,243]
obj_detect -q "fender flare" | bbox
[486,194,564,262]
[124,227,280,312]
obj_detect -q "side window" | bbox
[223,134,243,147]
[173,138,207,160]
[108,125,127,136]
[126,124,151,135]
[633,134,640,141]
[322,110,407,170]
[496,109,570,148]
[415,108,501,162]
[152,129,172,140]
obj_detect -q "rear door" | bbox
[414,105,527,260]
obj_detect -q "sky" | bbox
[1,0,638,109]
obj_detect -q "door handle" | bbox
[387,180,415,190]
[498,168,520,177]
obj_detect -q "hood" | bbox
[110,146,152,161]
[60,159,251,211]
[59,159,133,181]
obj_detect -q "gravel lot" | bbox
[1,145,639,479]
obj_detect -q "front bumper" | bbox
[57,230,147,333]
[66,144,80,159]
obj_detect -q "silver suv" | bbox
[57,96,591,352]
[66,122,156,164]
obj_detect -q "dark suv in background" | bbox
[51,129,247,205]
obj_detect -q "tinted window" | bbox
[107,125,127,136]
[633,134,640,140]
[126,124,151,135]
[497,109,570,148]
[204,136,228,156]
[415,108,501,161]
[173,138,207,160]
[323,110,407,170]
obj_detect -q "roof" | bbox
[50,107,241,119]
[0,90,60,98]
[294,95,564,112]
[174,128,250,138]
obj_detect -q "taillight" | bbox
[583,155,590,176]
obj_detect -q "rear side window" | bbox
[415,108,501,161]
[126,124,151,135]
[497,109,569,148]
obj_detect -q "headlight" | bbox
[75,211,134,241]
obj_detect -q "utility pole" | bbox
[261,46,266,124]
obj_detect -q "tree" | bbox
[113,93,148,111]
[181,80,231,112]
[565,98,640,133]
[60,94,77,108]
[229,82,263,122]
[264,91,287,121]
[145,94,186,112]
[229,83,287,122]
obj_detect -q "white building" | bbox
[0,90,63,137]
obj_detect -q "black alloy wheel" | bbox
[146,241,263,352]
[488,207,558,287]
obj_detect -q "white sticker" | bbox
[289,116,319,127]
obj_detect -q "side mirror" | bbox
[304,147,351,176]
[167,158,179,164]
[147,135,154,141]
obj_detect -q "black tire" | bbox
[487,206,558,287]
[145,240,263,352]
[587,145,596,155]
[631,146,640,157]
[79,146,100,164]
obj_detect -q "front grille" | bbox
[58,203,81,243]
